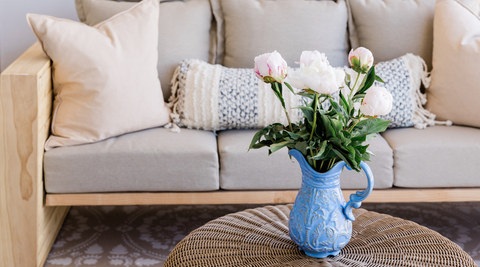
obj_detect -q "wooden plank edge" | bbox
[45,188,480,206]
[1,42,50,76]
[37,206,69,267]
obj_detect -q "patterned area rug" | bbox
[43,202,480,267]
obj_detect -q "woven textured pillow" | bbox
[168,55,444,132]
[373,54,448,129]
[168,59,302,131]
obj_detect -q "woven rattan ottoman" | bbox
[164,204,477,267]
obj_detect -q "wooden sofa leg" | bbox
[1,42,70,267]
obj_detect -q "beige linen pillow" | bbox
[347,0,436,69]
[75,0,215,100]
[27,0,171,150]
[426,0,480,128]
[213,0,349,68]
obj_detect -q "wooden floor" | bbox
[45,188,480,206]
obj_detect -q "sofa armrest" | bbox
[1,42,68,267]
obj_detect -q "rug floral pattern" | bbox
[43,203,480,267]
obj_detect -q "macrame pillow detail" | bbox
[374,53,450,129]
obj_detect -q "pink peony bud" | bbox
[254,51,288,83]
[360,86,393,116]
[349,47,374,74]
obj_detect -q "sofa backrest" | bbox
[74,0,480,101]
[75,0,215,101]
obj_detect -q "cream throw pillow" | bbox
[426,0,480,128]
[27,0,171,150]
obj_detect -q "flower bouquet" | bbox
[249,47,393,258]
[250,47,392,173]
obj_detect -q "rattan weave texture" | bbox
[164,205,477,267]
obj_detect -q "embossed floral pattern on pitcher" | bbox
[288,149,374,258]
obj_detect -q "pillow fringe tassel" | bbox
[166,65,182,133]
[403,53,452,129]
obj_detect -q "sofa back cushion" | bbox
[347,0,436,70]
[75,0,215,100]
[426,0,480,128]
[212,0,349,68]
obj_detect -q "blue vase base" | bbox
[304,249,341,258]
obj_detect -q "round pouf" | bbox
[164,205,476,267]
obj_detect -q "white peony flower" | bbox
[298,50,329,68]
[254,51,288,83]
[360,86,393,116]
[289,51,342,95]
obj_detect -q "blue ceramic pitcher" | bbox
[288,149,374,258]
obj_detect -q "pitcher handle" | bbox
[343,161,374,221]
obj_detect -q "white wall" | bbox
[0,0,79,72]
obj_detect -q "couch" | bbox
[1,0,480,266]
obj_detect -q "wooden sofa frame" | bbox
[2,43,480,267]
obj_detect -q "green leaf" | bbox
[284,82,296,94]
[345,72,351,86]
[287,131,302,139]
[295,141,308,155]
[272,83,286,109]
[375,75,385,83]
[250,140,273,149]
[320,115,334,138]
[339,91,351,114]
[276,82,283,96]
[352,93,366,100]
[297,91,316,100]
[249,127,269,150]
[332,149,350,165]
[365,134,377,141]
[352,118,391,137]
[354,145,368,154]
[270,140,290,153]
[356,66,376,95]
[296,106,315,123]
[310,141,328,160]
[329,99,349,122]
[330,118,343,132]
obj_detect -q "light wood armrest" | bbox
[1,42,69,267]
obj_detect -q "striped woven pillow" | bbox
[167,59,302,131]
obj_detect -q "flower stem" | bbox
[328,158,336,170]
[274,82,293,132]
[348,114,364,133]
[349,73,361,98]
[309,93,319,171]
[309,93,318,142]
[283,108,294,132]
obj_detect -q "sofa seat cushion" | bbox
[44,128,219,193]
[381,125,480,188]
[218,130,394,190]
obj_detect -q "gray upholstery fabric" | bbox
[215,0,349,68]
[218,130,393,190]
[44,128,219,193]
[382,125,480,188]
[348,0,436,69]
[75,0,214,101]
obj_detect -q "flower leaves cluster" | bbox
[250,48,393,173]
